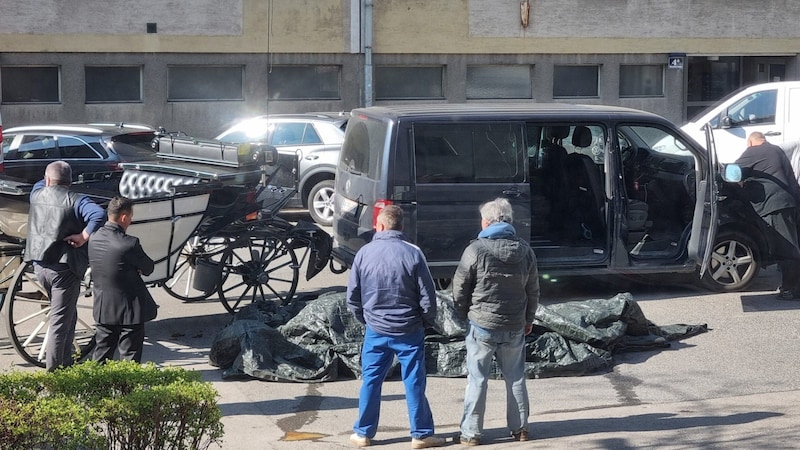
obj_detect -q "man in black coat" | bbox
[735,132,800,300]
[88,196,157,362]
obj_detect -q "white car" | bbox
[215,112,348,226]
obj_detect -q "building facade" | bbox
[0,0,797,136]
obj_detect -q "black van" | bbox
[331,104,769,291]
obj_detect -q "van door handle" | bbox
[305,155,319,160]
[502,188,522,197]
[765,131,782,137]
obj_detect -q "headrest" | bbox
[571,126,593,148]
[547,126,570,140]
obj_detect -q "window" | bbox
[270,123,306,146]
[267,66,340,100]
[339,116,388,180]
[375,66,444,100]
[724,90,777,126]
[1,66,60,103]
[467,65,532,99]
[620,65,664,97]
[168,66,243,101]
[414,122,525,183]
[58,136,100,159]
[12,135,58,160]
[553,65,599,98]
[85,66,142,103]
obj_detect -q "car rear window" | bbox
[339,114,387,179]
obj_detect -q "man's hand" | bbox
[524,323,533,336]
[63,230,90,248]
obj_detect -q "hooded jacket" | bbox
[451,222,539,331]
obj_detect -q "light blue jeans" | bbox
[460,321,529,440]
[353,326,435,439]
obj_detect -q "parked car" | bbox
[213,112,349,226]
[0,122,158,188]
[332,103,772,292]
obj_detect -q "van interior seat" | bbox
[563,126,605,240]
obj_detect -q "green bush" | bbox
[0,360,224,450]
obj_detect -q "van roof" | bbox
[351,103,666,122]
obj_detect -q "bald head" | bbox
[747,132,767,148]
[45,161,72,186]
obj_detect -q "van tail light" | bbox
[0,162,4,174]
[107,162,121,172]
[372,199,393,229]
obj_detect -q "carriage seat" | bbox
[119,170,200,199]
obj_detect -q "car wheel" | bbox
[700,230,760,292]
[307,179,335,227]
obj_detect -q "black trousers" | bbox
[763,208,800,291]
[92,323,146,363]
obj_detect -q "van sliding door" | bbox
[412,121,530,276]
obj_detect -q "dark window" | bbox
[414,122,525,184]
[467,65,532,99]
[339,116,387,180]
[725,90,777,126]
[267,66,340,100]
[375,66,444,100]
[168,66,243,101]
[85,66,142,103]
[12,135,58,160]
[1,66,60,103]
[620,65,664,97]
[553,65,599,98]
[58,136,100,159]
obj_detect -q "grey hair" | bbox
[480,197,513,225]
[45,161,72,185]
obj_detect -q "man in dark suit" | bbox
[735,132,800,300]
[88,196,157,362]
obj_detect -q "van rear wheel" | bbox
[700,230,759,292]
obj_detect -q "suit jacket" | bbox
[88,222,157,325]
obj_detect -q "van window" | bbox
[725,90,777,126]
[339,116,387,179]
[413,122,525,183]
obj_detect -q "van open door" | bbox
[688,123,720,278]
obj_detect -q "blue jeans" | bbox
[460,322,529,440]
[353,326,435,439]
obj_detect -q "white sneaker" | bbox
[350,433,371,447]
[411,435,445,448]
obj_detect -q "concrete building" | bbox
[0,0,797,136]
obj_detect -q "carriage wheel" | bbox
[216,234,299,314]
[162,236,231,302]
[3,260,96,368]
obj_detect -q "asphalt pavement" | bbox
[2,242,800,449]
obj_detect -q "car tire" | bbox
[699,230,760,292]
[307,179,335,227]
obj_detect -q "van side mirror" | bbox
[723,163,742,183]
[720,116,732,129]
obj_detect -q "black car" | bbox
[1,123,157,187]
[332,103,769,292]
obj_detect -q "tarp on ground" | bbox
[208,291,708,382]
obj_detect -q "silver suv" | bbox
[215,112,348,226]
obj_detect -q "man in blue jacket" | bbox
[346,205,444,449]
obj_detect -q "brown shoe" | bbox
[460,435,480,446]
[512,429,529,441]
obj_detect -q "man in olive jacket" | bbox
[88,196,157,363]
[452,197,539,445]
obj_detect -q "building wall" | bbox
[0,0,798,133]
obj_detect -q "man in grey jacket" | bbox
[452,197,539,446]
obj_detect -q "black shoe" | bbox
[776,289,798,301]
